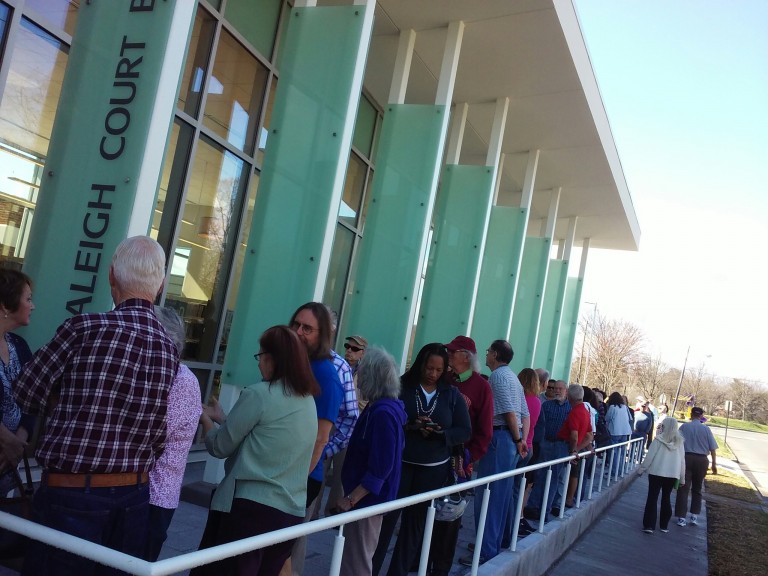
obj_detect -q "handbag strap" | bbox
[21,453,33,493]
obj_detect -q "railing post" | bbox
[587,453,597,500]
[538,468,552,531]
[328,524,346,576]
[606,449,615,486]
[558,463,570,518]
[471,485,492,575]
[597,451,606,492]
[510,475,527,552]
[417,502,437,576]
[575,458,585,508]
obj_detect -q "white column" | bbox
[445,102,468,165]
[389,28,416,104]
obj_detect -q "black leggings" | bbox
[643,474,676,530]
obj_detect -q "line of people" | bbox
[0,235,694,576]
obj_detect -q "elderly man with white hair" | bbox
[15,236,178,574]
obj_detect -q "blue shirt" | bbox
[541,399,571,440]
[309,358,344,481]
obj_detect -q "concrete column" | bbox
[341,21,464,368]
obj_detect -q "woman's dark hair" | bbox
[289,302,333,360]
[518,368,539,396]
[583,386,597,409]
[606,391,625,407]
[402,343,449,388]
[260,325,319,397]
[0,269,32,312]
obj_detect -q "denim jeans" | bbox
[22,482,150,576]
[473,430,520,559]
[526,439,569,515]
[610,435,629,477]
[501,451,531,548]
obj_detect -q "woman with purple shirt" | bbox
[335,347,407,576]
[146,307,202,561]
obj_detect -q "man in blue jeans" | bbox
[15,237,178,575]
[460,340,529,566]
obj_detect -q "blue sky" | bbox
[574,0,768,383]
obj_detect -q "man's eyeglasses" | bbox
[291,321,318,335]
[254,352,266,360]
[344,343,363,352]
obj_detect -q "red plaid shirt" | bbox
[15,299,178,473]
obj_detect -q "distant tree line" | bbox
[569,311,768,424]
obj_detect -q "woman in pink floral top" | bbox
[147,307,202,561]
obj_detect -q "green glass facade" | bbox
[0,0,637,424]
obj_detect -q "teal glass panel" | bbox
[340,104,450,365]
[224,0,282,59]
[352,94,377,158]
[509,237,550,373]
[222,4,371,386]
[553,277,582,380]
[415,165,494,351]
[471,206,528,350]
[533,259,567,370]
[20,1,190,350]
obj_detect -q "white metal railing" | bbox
[0,437,644,576]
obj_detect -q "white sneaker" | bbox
[690,514,698,525]
[677,517,687,527]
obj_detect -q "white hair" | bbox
[567,383,584,402]
[111,236,166,299]
[357,346,401,402]
[154,306,185,357]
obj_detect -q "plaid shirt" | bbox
[15,299,178,473]
[324,350,359,459]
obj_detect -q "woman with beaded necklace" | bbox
[372,343,471,576]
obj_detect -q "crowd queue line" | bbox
[0,235,713,576]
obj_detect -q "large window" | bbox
[152,2,286,402]
[0,6,74,267]
[322,94,381,334]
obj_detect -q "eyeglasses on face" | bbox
[343,343,363,352]
[291,321,318,335]
[254,351,266,360]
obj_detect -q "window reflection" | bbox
[339,152,366,228]
[177,7,216,119]
[164,137,247,362]
[203,29,268,154]
[219,170,259,364]
[25,0,79,37]
[0,18,69,265]
[323,226,354,322]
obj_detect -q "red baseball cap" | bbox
[444,335,477,355]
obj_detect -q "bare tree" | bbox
[730,378,761,421]
[583,313,644,393]
[632,353,670,404]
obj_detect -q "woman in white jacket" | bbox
[636,416,686,533]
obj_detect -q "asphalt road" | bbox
[712,425,768,501]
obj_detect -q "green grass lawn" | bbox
[712,435,735,460]
[706,415,768,433]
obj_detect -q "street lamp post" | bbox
[671,345,690,416]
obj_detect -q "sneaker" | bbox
[523,507,540,520]
[660,528,669,533]
[550,506,561,516]
[642,528,654,534]
[677,517,687,527]
[520,518,536,533]
[690,514,698,525]
[458,554,486,567]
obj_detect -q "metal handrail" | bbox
[0,436,645,576]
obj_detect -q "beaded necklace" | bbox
[416,385,439,419]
